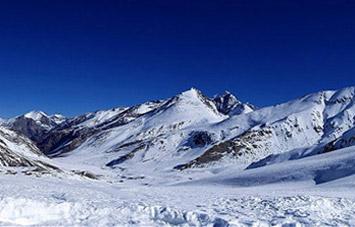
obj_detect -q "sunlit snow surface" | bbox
[1,173,355,226]
[2,147,355,226]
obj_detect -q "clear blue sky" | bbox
[0,0,355,118]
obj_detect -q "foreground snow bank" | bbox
[0,197,228,226]
[2,194,355,226]
[0,198,73,225]
[1,174,355,226]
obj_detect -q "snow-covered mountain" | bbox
[0,126,59,175]
[2,111,66,144]
[247,122,355,170]
[37,88,229,174]
[0,86,354,177]
[177,87,355,169]
[1,86,355,226]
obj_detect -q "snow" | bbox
[4,111,67,132]
[143,88,226,126]
[191,145,355,187]
[51,88,229,175]
[24,111,48,122]
[23,111,66,124]
[77,107,128,128]
[1,172,355,226]
[0,175,232,226]
[0,126,41,159]
[50,114,67,124]
[3,144,355,225]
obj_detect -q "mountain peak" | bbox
[50,114,67,124]
[213,91,248,115]
[214,90,240,103]
[24,111,49,121]
[221,90,232,96]
[174,88,211,106]
[179,87,202,97]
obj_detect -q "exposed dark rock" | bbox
[106,144,147,167]
[71,170,100,180]
[184,131,215,148]
[175,128,273,170]
[9,117,50,144]
[213,91,255,115]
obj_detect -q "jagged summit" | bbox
[214,90,235,98]
[24,111,48,121]
[179,87,201,95]
[174,88,254,117]
[174,87,212,104]
[18,110,67,126]
[50,114,67,125]
[213,91,240,114]
[174,88,203,103]
[213,90,254,115]
[2,111,67,145]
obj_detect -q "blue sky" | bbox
[0,0,355,118]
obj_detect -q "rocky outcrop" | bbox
[213,91,254,115]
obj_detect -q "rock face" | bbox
[213,91,254,115]
[1,86,354,174]
[0,126,59,174]
[4,111,66,144]
[323,127,355,153]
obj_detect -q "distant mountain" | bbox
[2,111,66,144]
[0,86,354,177]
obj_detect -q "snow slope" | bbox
[247,125,355,170]
[8,111,66,130]
[189,145,355,186]
[1,169,355,226]
[0,126,60,175]
[52,88,227,175]
[177,87,355,169]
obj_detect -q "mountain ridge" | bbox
[0,86,354,178]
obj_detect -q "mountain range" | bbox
[0,86,354,181]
